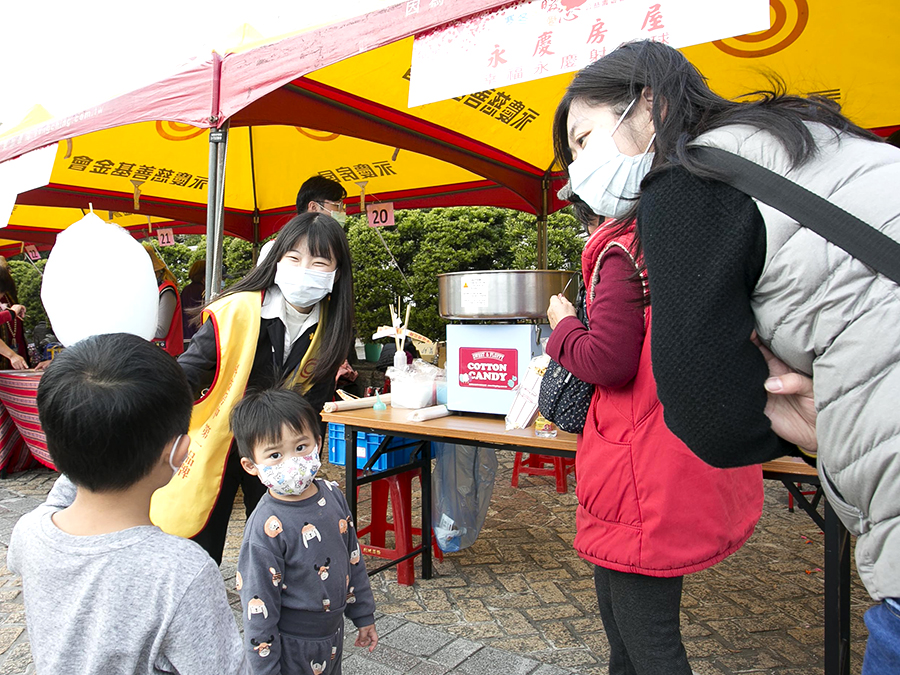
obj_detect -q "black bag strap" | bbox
[690,146,900,285]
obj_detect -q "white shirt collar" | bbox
[262,286,321,361]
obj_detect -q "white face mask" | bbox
[255,447,321,496]
[168,434,184,475]
[275,262,335,308]
[568,99,656,218]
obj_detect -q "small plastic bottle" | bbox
[534,412,558,438]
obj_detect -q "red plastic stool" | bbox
[788,483,820,512]
[511,452,576,493]
[356,468,443,586]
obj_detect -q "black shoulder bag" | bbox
[539,277,594,434]
[538,333,594,434]
[690,146,900,284]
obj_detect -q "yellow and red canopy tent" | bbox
[1,0,896,274]
[0,0,520,282]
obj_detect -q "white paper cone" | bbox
[41,213,158,347]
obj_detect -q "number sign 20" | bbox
[366,202,395,228]
[157,228,175,247]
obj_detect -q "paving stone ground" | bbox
[0,452,874,675]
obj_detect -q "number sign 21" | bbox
[157,228,175,247]
[366,202,395,228]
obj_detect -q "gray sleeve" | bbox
[160,558,250,675]
[156,288,178,339]
[44,475,77,510]
[238,540,284,674]
[7,478,75,575]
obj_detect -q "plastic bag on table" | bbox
[386,359,444,409]
[504,351,551,430]
[431,443,498,552]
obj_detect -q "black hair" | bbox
[0,265,18,304]
[568,193,600,233]
[36,333,193,492]
[553,40,879,182]
[230,388,322,462]
[208,212,355,387]
[296,175,347,214]
[552,40,881,273]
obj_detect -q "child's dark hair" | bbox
[36,333,193,492]
[230,389,322,462]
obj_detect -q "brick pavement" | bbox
[0,455,875,674]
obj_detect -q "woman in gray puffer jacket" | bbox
[553,40,900,674]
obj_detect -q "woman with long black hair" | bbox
[151,212,355,565]
[553,40,900,674]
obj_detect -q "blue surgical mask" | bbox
[568,99,656,218]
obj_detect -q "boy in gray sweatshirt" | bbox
[231,389,377,675]
[7,333,249,675]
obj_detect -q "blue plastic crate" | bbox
[327,423,421,472]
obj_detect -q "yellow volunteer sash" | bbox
[150,290,328,538]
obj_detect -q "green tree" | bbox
[145,234,254,290]
[8,260,47,337]
[348,207,584,345]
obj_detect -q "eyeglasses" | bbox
[319,200,346,214]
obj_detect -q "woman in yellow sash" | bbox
[152,212,355,564]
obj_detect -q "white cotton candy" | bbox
[41,212,158,346]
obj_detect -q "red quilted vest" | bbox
[157,280,184,357]
[573,225,763,576]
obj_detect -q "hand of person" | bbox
[10,305,25,320]
[35,360,52,371]
[547,294,577,330]
[9,353,27,370]
[354,624,378,652]
[752,334,817,452]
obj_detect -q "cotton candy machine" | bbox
[438,270,577,415]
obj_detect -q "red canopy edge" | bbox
[255,180,540,240]
[872,125,899,138]
[14,184,252,240]
[0,54,220,165]
[218,0,514,123]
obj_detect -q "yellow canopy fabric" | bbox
[682,0,899,131]
[10,120,497,242]
[6,204,182,246]
[3,0,896,249]
[222,0,898,218]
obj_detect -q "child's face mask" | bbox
[168,435,184,475]
[255,446,320,496]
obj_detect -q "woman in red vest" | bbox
[144,244,183,357]
[0,261,28,370]
[546,195,763,674]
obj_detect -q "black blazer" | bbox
[178,315,336,416]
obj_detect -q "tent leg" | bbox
[251,209,260,265]
[205,123,229,299]
[537,174,550,270]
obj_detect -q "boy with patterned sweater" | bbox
[232,389,377,674]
